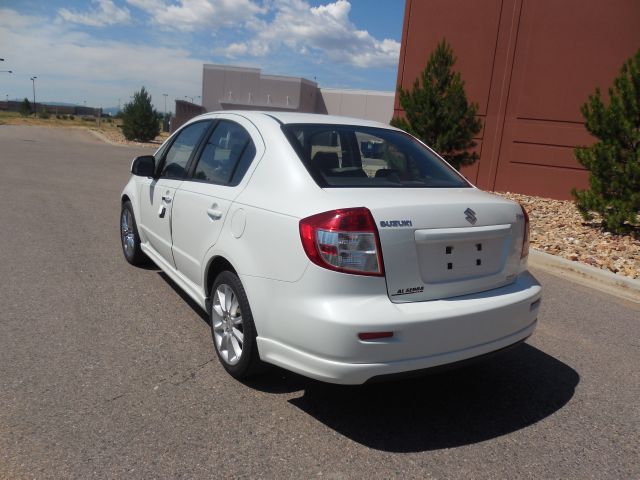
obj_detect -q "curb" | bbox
[528,249,640,304]
[86,128,120,146]
[86,128,160,148]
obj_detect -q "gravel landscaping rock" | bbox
[495,192,639,279]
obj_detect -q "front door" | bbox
[138,177,181,264]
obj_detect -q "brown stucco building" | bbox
[395,0,639,199]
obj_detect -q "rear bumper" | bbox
[257,319,536,385]
[245,270,541,385]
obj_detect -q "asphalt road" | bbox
[0,125,638,479]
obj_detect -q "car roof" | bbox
[200,110,395,129]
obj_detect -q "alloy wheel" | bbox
[212,283,244,365]
[121,208,135,258]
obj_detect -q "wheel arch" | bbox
[205,256,237,298]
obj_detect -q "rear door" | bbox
[171,118,263,286]
[137,120,212,266]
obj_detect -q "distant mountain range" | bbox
[102,106,120,116]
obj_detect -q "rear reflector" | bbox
[358,332,393,341]
[299,207,384,276]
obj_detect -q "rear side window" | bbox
[160,121,211,179]
[193,120,255,186]
[282,124,470,188]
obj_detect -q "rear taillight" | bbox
[299,207,384,276]
[520,204,530,258]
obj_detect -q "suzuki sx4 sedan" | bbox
[120,112,541,384]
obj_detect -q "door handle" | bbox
[207,208,223,220]
[162,195,172,204]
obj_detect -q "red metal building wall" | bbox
[395,0,640,199]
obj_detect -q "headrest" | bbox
[312,151,339,171]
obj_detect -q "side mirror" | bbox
[131,155,155,177]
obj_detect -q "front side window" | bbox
[193,121,255,185]
[282,124,471,188]
[159,121,211,179]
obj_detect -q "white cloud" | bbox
[216,0,400,68]
[58,0,131,27]
[126,0,266,32]
[0,8,202,109]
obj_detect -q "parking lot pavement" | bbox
[0,125,638,479]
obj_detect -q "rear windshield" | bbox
[281,124,471,188]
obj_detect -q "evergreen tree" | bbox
[572,49,640,234]
[19,98,31,117]
[391,39,482,170]
[121,87,160,142]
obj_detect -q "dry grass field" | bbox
[0,110,169,146]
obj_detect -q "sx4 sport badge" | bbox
[392,286,424,296]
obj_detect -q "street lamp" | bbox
[184,95,194,103]
[0,71,12,74]
[30,77,37,117]
[162,93,168,132]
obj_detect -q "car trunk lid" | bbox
[322,187,526,302]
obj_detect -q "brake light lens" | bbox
[520,204,530,258]
[299,207,384,276]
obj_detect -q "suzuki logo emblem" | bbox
[464,208,477,225]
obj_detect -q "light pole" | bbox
[184,95,194,103]
[30,77,37,117]
[162,93,168,131]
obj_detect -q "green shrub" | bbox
[572,49,640,234]
[20,98,31,117]
[39,108,50,119]
[121,86,160,142]
[391,39,482,170]
[69,115,75,120]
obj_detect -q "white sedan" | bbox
[120,111,541,384]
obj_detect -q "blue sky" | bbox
[0,0,404,111]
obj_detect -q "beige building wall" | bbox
[318,88,394,124]
[201,64,394,124]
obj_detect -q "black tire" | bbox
[210,271,264,379]
[120,201,148,266]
